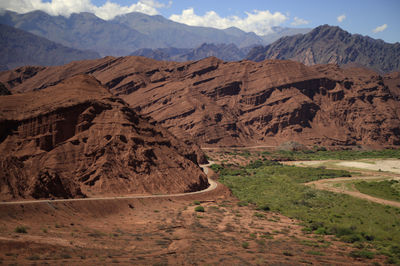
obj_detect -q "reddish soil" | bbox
[1,56,399,148]
[0,183,387,265]
[0,74,208,201]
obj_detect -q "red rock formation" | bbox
[1,56,399,148]
[0,74,208,201]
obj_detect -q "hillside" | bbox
[1,56,399,148]
[113,12,262,48]
[246,25,400,73]
[0,74,208,200]
[131,43,248,62]
[0,24,100,70]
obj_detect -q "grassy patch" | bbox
[218,161,400,263]
[355,180,400,202]
[263,149,400,161]
[349,250,375,259]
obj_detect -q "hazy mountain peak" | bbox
[247,25,400,73]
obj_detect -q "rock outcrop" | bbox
[0,74,209,201]
[1,56,399,148]
[246,25,400,74]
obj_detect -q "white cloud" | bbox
[372,24,387,33]
[0,0,167,20]
[291,17,309,26]
[169,8,288,35]
[337,14,346,23]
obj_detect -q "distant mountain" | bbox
[113,12,262,49]
[260,26,311,43]
[246,25,400,73]
[0,10,309,56]
[131,43,250,62]
[0,23,100,70]
[0,10,161,56]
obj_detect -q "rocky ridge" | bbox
[0,24,100,70]
[0,74,208,200]
[246,25,400,74]
[1,56,399,148]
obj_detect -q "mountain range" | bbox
[247,25,400,73]
[131,43,250,62]
[0,10,309,56]
[1,56,399,148]
[0,23,100,70]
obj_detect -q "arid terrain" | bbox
[0,3,399,265]
[0,162,390,265]
[1,56,399,148]
[0,74,208,201]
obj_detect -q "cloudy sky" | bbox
[1,0,399,43]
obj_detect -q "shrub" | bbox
[257,205,270,211]
[237,201,249,207]
[193,200,201,205]
[242,242,249,249]
[349,250,375,259]
[14,226,27,234]
[194,206,205,212]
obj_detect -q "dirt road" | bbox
[289,159,400,208]
[0,163,218,206]
[306,177,400,208]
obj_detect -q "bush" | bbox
[242,242,249,249]
[14,226,27,234]
[257,205,270,211]
[194,206,205,212]
[193,200,201,205]
[349,250,375,259]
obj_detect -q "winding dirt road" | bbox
[295,160,400,208]
[0,163,218,206]
[306,177,400,208]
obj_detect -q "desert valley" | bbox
[1,1,400,265]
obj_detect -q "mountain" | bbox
[0,10,161,56]
[0,23,100,70]
[1,56,399,148]
[246,25,400,73]
[260,26,311,43]
[113,12,263,49]
[0,82,10,95]
[0,10,310,57]
[0,74,209,200]
[131,43,249,62]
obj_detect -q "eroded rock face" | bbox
[0,74,208,201]
[1,56,400,148]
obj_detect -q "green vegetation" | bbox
[349,250,375,259]
[241,241,249,249]
[355,180,400,202]
[193,200,201,205]
[216,160,400,263]
[263,149,400,161]
[194,206,205,212]
[14,226,27,234]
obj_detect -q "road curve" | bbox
[0,163,218,206]
[306,177,400,208]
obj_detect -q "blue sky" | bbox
[2,0,399,43]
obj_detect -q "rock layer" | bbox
[0,74,208,201]
[1,56,400,148]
